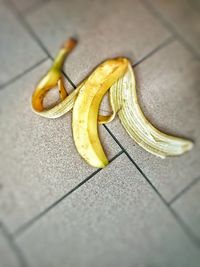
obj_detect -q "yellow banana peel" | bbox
[72,58,128,168]
[109,62,193,158]
[32,39,193,168]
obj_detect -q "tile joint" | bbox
[168,176,200,205]
[133,36,174,68]
[0,222,29,267]
[103,124,200,249]
[13,150,124,239]
[22,0,51,15]
[141,0,200,60]
[0,57,48,91]
[6,0,77,89]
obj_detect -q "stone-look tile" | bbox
[191,0,200,12]
[11,0,43,12]
[26,0,171,85]
[172,179,200,240]
[148,0,200,56]
[0,60,119,234]
[0,1,45,87]
[107,40,200,201]
[0,227,21,267]
[16,154,200,267]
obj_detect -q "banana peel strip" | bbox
[32,41,193,168]
[109,62,193,158]
[72,58,128,168]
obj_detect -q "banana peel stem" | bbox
[52,38,77,70]
[32,39,77,112]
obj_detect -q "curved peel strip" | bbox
[32,86,79,118]
[109,62,193,158]
[32,38,77,115]
[97,97,120,124]
[72,58,128,168]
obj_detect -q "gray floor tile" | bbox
[106,40,200,201]
[11,0,43,12]
[0,226,21,267]
[0,1,45,87]
[26,0,171,85]
[147,0,200,56]
[172,179,200,240]
[191,0,200,12]
[16,154,200,267]
[0,60,120,233]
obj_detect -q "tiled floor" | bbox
[107,40,200,201]
[0,0,199,266]
[0,224,22,267]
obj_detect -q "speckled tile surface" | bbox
[0,226,21,267]
[11,0,43,12]
[0,0,200,266]
[0,59,120,233]
[0,0,45,87]
[26,0,171,85]
[16,155,200,267]
[147,0,200,57]
[172,179,200,240]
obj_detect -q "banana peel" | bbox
[32,39,193,168]
[109,62,193,158]
[72,58,128,168]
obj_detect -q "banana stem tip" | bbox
[62,38,77,51]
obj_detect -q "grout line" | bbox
[103,125,166,203]
[103,125,124,150]
[103,125,200,248]
[125,151,167,202]
[62,71,76,88]
[141,0,200,60]
[23,0,51,15]
[13,150,124,238]
[125,147,200,247]
[167,206,200,247]
[7,0,51,57]
[6,0,173,92]
[66,36,173,88]
[7,0,76,89]
[132,36,174,67]
[0,57,48,91]
[66,37,174,89]
[0,222,29,267]
[168,176,200,205]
